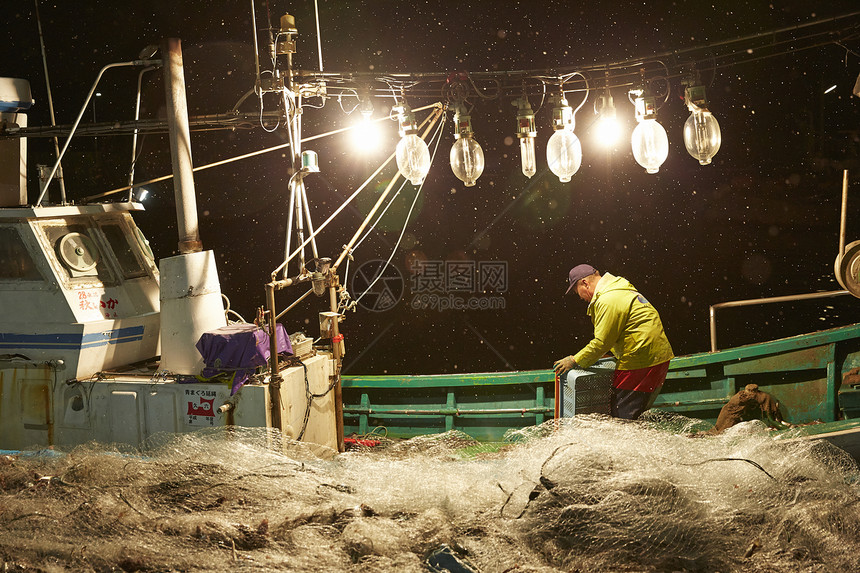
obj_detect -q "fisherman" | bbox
[553,264,674,420]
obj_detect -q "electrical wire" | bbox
[284,13,860,103]
[258,90,280,133]
[351,177,411,252]
[560,71,590,119]
[337,89,361,114]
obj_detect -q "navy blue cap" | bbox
[565,264,597,294]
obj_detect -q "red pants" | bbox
[610,361,670,420]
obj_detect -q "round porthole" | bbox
[57,232,99,272]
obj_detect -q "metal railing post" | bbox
[709,290,850,352]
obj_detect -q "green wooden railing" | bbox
[341,370,555,441]
[341,323,860,440]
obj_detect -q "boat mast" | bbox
[158,38,227,376]
[258,9,339,449]
[33,0,66,203]
[162,38,201,254]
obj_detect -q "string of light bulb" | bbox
[15,10,854,192]
[283,11,858,185]
[386,75,720,186]
[300,52,734,185]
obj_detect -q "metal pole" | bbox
[129,65,158,199]
[300,180,320,259]
[283,177,297,277]
[314,0,325,72]
[708,289,849,352]
[162,38,202,253]
[36,61,138,205]
[250,0,262,93]
[265,281,283,440]
[329,284,344,452]
[293,181,306,274]
[81,104,439,203]
[332,106,443,272]
[290,98,306,274]
[275,287,314,320]
[34,0,66,203]
[840,169,849,257]
[333,174,400,272]
[709,305,718,353]
[272,149,396,279]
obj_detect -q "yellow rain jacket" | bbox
[573,273,674,370]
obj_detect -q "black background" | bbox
[5,1,860,374]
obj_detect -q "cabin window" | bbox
[0,226,42,280]
[41,222,115,284]
[100,223,147,278]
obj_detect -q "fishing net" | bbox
[506,414,860,571]
[1,414,859,572]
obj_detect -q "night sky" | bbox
[5,1,860,375]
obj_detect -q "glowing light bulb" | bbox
[359,94,374,120]
[350,117,382,151]
[450,104,484,187]
[394,102,431,185]
[514,98,537,178]
[632,119,669,174]
[631,92,668,174]
[683,85,721,165]
[595,87,621,146]
[396,135,431,185]
[546,130,582,183]
[596,116,622,145]
[546,93,581,182]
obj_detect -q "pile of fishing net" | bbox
[0,414,858,572]
[503,413,860,571]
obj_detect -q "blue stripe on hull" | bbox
[0,326,145,350]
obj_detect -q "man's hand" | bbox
[553,355,577,377]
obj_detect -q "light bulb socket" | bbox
[597,90,616,120]
[359,97,374,119]
[634,95,658,122]
[551,94,574,131]
[453,104,474,140]
[514,98,537,139]
[685,85,709,112]
[394,103,418,137]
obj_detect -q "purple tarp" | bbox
[195,323,293,394]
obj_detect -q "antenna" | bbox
[34,0,66,203]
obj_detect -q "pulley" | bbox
[834,239,860,297]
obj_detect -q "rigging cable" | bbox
[314,0,324,72]
[352,112,446,307]
[351,180,411,251]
